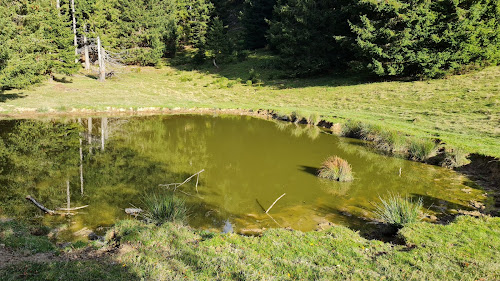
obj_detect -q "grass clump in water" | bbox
[141,193,188,225]
[318,156,353,182]
[375,194,423,228]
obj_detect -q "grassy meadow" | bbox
[0,51,499,158]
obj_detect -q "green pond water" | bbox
[0,115,485,240]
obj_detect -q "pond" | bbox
[0,115,485,240]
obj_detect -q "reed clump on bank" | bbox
[341,121,438,162]
[318,156,354,182]
[141,193,188,225]
[374,194,423,228]
[441,147,469,168]
[407,137,437,161]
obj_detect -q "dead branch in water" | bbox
[56,205,89,211]
[25,196,55,215]
[159,169,205,192]
[266,193,286,214]
[26,195,88,215]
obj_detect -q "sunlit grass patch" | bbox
[407,137,437,161]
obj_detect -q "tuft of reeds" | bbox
[408,138,437,161]
[307,113,321,125]
[441,147,469,168]
[374,194,423,227]
[141,193,188,225]
[318,156,354,182]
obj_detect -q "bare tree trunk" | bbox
[66,180,71,210]
[88,117,93,154]
[71,0,78,63]
[84,34,90,70]
[101,117,107,151]
[56,0,60,9]
[97,36,106,82]
[78,118,84,195]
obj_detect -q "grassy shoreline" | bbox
[1,216,499,280]
[0,52,498,158]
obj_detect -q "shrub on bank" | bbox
[141,193,188,225]
[408,138,437,161]
[375,194,423,227]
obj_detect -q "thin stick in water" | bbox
[266,193,286,214]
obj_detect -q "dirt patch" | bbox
[0,244,118,269]
[457,154,500,216]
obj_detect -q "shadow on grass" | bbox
[0,258,139,280]
[52,76,73,84]
[168,50,376,90]
[0,92,26,103]
[85,74,99,80]
[315,203,402,243]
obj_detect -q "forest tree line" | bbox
[1,0,499,89]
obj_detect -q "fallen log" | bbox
[25,195,55,215]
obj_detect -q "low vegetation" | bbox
[140,193,188,225]
[0,220,55,254]
[318,156,354,182]
[3,216,498,280]
[374,194,424,228]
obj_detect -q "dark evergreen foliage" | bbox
[0,0,77,89]
[1,0,498,88]
[267,0,359,76]
[351,0,500,78]
[241,0,276,49]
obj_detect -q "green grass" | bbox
[374,194,423,227]
[0,221,55,254]
[0,261,137,280]
[1,216,499,280]
[0,51,498,157]
[104,216,499,280]
[140,193,188,225]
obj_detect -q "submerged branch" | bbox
[159,169,205,192]
[266,193,286,214]
[25,195,55,215]
[56,205,89,211]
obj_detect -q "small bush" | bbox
[179,75,193,82]
[441,147,469,168]
[374,194,423,228]
[408,138,437,161]
[290,111,306,123]
[341,121,364,138]
[318,156,353,182]
[248,68,261,84]
[307,113,321,125]
[141,193,188,225]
